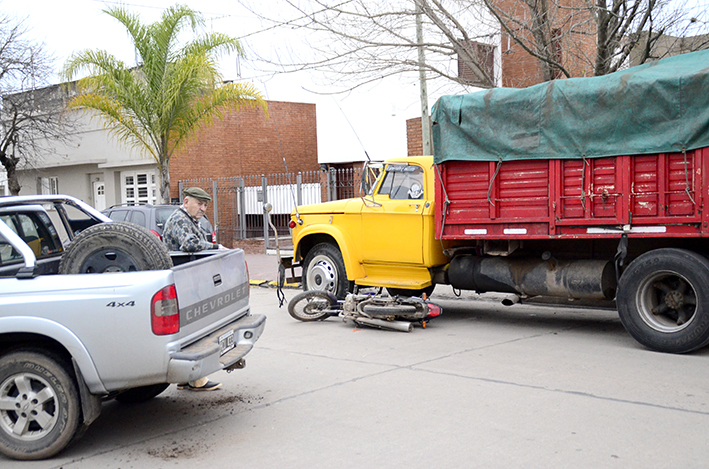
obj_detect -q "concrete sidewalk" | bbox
[245,251,300,289]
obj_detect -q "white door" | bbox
[93,181,106,211]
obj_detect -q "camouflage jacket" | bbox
[163,207,215,252]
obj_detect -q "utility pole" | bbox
[415,0,432,156]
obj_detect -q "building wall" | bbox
[407,118,424,157]
[496,0,595,87]
[12,93,318,211]
[169,100,319,200]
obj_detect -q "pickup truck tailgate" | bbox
[165,248,265,384]
[172,249,250,336]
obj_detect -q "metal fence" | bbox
[179,166,363,251]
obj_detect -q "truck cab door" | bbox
[360,164,426,265]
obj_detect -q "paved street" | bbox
[6,284,709,469]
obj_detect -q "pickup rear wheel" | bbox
[59,221,172,274]
[0,350,81,460]
[617,248,709,353]
[303,243,351,299]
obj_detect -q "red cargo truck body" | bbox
[436,147,708,241]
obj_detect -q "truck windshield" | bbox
[377,164,424,200]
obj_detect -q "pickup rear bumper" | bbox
[166,313,266,383]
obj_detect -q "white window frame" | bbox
[37,176,59,195]
[121,170,157,205]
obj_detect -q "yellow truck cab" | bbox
[287,155,449,298]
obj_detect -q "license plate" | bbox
[219,330,235,356]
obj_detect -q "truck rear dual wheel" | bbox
[303,243,351,299]
[0,350,81,460]
[617,248,709,353]
[59,221,172,274]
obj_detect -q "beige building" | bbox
[6,84,158,210]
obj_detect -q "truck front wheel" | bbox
[303,243,351,299]
[0,350,82,460]
[617,248,709,353]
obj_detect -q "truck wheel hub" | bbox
[309,260,336,291]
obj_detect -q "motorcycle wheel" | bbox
[288,290,338,322]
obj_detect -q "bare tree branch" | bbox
[0,12,74,195]
[238,0,708,94]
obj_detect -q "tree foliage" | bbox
[0,13,66,195]
[61,4,267,203]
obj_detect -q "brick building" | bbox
[9,81,319,212]
[406,0,597,154]
[496,0,595,87]
[169,100,319,200]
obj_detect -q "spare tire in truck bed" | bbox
[59,221,172,274]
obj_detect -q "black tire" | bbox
[386,285,435,298]
[0,350,82,460]
[59,221,172,274]
[115,383,170,404]
[288,290,338,322]
[617,248,709,353]
[302,243,351,299]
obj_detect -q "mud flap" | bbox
[72,358,101,426]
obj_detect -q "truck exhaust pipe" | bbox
[448,255,616,300]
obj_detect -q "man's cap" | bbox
[183,187,212,201]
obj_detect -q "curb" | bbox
[249,279,301,289]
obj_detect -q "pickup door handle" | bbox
[409,204,420,212]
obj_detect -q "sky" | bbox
[8,0,706,167]
[4,0,433,165]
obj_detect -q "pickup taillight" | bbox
[151,285,179,335]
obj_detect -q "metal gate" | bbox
[179,166,362,251]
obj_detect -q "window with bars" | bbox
[121,170,157,205]
[457,40,495,87]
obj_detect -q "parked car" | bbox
[103,203,215,242]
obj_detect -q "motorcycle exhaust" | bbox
[354,317,414,332]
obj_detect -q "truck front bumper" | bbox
[166,313,266,383]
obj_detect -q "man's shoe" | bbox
[179,380,222,391]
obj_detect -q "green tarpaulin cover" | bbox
[432,49,709,164]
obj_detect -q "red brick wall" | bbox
[498,0,595,88]
[169,100,318,199]
[407,117,423,156]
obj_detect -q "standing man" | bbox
[163,187,219,252]
[163,187,221,391]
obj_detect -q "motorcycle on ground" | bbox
[287,290,442,332]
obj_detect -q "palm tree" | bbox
[61,4,266,203]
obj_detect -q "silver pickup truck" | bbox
[0,195,266,460]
